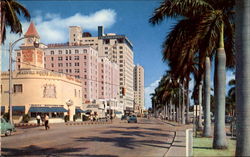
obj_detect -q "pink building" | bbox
[44,44,119,106]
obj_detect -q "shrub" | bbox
[22,114,30,123]
[64,115,69,122]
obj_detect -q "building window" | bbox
[51,57,54,61]
[51,63,54,67]
[75,69,80,73]
[105,51,108,54]
[17,52,21,56]
[105,47,108,50]
[69,56,72,60]
[84,75,87,79]
[69,69,72,73]
[83,49,87,53]
[75,62,79,66]
[84,56,87,59]
[58,69,63,73]
[69,63,72,66]
[75,56,79,60]
[119,46,123,49]
[66,69,68,73]
[119,55,123,58]
[66,63,68,67]
[59,50,62,54]
[58,63,63,67]
[14,84,22,93]
[66,56,68,61]
[50,51,54,55]
[69,50,71,54]
[66,50,68,54]
[58,57,63,61]
[119,51,123,54]
[75,49,79,54]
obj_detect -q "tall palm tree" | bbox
[149,0,235,149]
[235,0,250,155]
[0,0,31,44]
[203,57,212,137]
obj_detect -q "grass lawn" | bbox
[193,137,236,156]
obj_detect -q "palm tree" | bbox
[149,0,235,149]
[235,0,250,155]
[203,57,212,137]
[0,0,31,44]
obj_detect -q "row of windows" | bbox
[50,49,88,55]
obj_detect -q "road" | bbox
[1,118,187,157]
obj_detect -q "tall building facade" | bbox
[69,26,135,112]
[133,65,144,114]
[43,43,120,113]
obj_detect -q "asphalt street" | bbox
[1,118,185,157]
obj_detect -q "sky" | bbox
[1,0,235,109]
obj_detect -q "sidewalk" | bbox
[165,130,186,157]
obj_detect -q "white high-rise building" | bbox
[69,26,135,113]
[134,65,144,114]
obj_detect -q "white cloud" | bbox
[144,79,160,109]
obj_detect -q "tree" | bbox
[235,0,250,155]
[149,0,235,149]
[0,0,31,44]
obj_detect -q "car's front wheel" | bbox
[5,130,11,136]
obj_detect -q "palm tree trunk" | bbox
[198,80,203,130]
[236,0,250,155]
[170,99,173,121]
[178,86,181,123]
[213,23,227,149]
[203,57,212,137]
[186,79,190,124]
[173,104,176,121]
[182,83,186,124]
[165,102,168,120]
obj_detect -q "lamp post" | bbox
[9,37,39,124]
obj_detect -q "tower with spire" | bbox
[16,22,44,70]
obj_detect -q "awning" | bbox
[13,106,25,111]
[29,107,67,113]
[75,108,86,113]
[1,106,5,112]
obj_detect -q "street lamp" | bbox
[9,37,40,124]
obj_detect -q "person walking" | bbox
[45,114,50,130]
[36,114,41,125]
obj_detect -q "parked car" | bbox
[127,115,137,123]
[1,117,15,136]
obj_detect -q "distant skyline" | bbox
[1,0,235,109]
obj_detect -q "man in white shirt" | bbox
[36,114,41,125]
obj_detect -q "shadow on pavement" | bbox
[2,145,86,156]
[102,129,172,138]
[75,136,171,150]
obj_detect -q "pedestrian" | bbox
[45,114,50,130]
[36,114,41,125]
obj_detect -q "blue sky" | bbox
[1,0,234,109]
